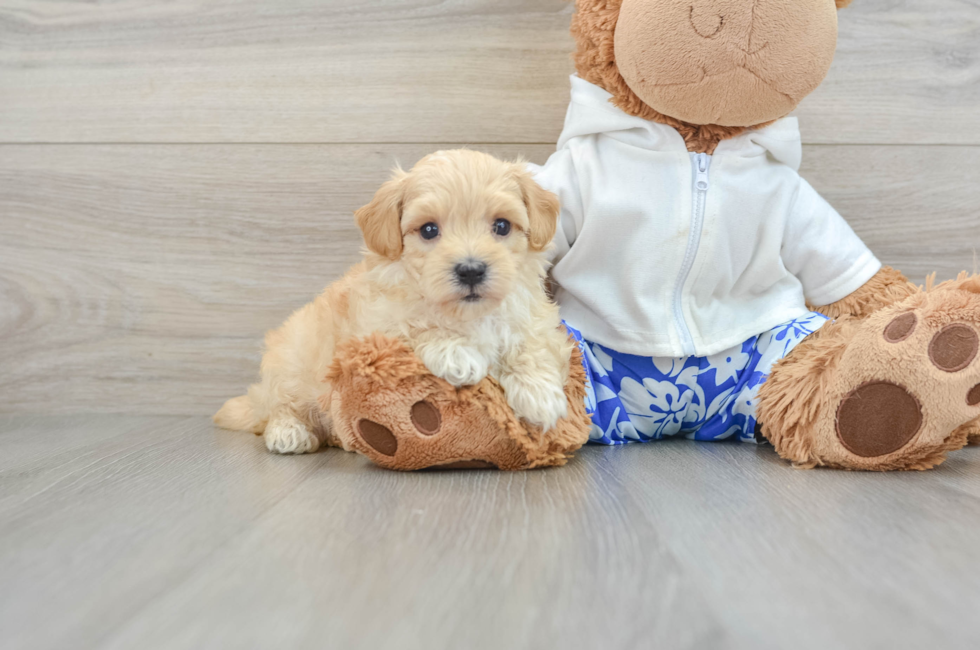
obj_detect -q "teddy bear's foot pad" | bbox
[351,400,509,470]
[336,383,531,471]
[836,382,923,458]
[355,400,443,457]
[811,277,980,469]
[836,315,980,458]
[969,384,980,406]
[356,419,400,457]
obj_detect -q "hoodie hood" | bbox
[557,75,803,171]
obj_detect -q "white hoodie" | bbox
[529,76,881,358]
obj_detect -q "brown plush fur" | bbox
[615,0,839,128]
[324,333,592,471]
[966,417,980,447]
[758,316,855,468]
[760,273,980,470]
[810,266,918,320]
[571,0,850,153]
[571,0,749,154]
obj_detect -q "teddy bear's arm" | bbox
[808,266,918,320]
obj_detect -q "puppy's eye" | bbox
[492,218,512,237]
[419,223,440,241]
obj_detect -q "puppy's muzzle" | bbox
[454,260,488,288]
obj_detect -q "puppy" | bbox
[214,149,573,454]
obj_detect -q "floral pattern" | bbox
[568,312,828,445]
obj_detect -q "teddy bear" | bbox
[328,0,980,471]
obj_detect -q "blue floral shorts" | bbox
[565,313,829,445]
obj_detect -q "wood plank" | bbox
[0,415,348,650]
[0,143,549,416]
[799,0,980,145]
[0,0,576,145]
[802,145,980,282]
[0,0,978,145]
[0,414,978,649]
[1,143,978,416]
[601,440,980,649]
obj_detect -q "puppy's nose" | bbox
[455,261,487,287]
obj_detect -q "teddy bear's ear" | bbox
[836,0,853,8]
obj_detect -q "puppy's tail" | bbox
[214,395,264,434]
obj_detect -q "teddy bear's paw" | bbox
[327,334,589,471]
[264,414,321,455]
[336,389,531,472]
[809,279,980,470]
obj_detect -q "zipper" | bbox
[672,152,711,357]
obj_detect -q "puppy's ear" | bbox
[836,0,852,8]
[512,164,560,252]
[355,168,408,260]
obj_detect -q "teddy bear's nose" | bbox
[689,3,724,39]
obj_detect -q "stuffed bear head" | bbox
[572,0,853,152]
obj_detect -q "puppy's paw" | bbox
[419,344,489,388]
[265,416,320,455]
[501,374,568,432]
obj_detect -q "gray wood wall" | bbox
[1,0,978,415]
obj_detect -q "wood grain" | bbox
[801,145,980,280]
[1,143,978,416]
[2,2,978,647]
[1,0,978,145]
[1,414,978,650]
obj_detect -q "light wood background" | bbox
[1,0,979,415]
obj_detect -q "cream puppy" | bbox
[215,150,573,454]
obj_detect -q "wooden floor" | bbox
[2,414,979,650]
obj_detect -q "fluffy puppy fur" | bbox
[214,149,573,455]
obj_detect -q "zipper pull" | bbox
[695,153,710,192]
